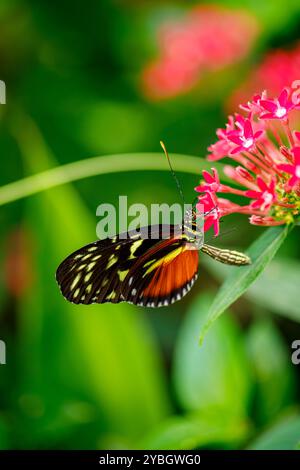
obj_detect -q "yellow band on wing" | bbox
[143,246,184,276]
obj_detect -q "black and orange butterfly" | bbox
[56,144,251,308]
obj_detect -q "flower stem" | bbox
[284,119,295,147]
[2,110,230,207]
[0,153,216,206]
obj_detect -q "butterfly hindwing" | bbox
[121,237,199,307]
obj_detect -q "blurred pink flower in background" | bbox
[228,43,300,111]
[141,5,259,100]
[4,228,34,298]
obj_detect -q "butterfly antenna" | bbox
[160,141,185,204]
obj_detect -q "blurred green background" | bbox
[0,0,300,450]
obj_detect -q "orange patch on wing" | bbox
[143,248,198,298]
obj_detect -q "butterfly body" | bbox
[56,219,250,308]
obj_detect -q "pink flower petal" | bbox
[270,177,276,192]
[260,112,274,119]
[278,88,288,107]
[228,135,242,145]
[254,130,264,139]
[202,170,215,183]
[195,184,206,192]
[288,175,299,188]
[243,119,253,139]
[277,163,294,174]
[292,146,300,160]
[250,199,263,209]
[245,190,262,199]
[204,217,214,232]
[260,99,278,112]
[256,176,268,191]
[294,131,300,141]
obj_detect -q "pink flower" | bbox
[227,117,264,154]
[195,167,252,196]
[142,58,197,100]
[260,88,297,120]
[240,92,266,113]
[196,83,300,230]
[141,5,259,101]
[245,177,277,210]
[277,146,300,189]
[227,43,300,112]
[196,192,220,236]
[207,139,233,161]
[195,168,220,192]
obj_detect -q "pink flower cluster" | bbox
[141,5,259,100]
[196,85,300,235]
[228,43,300,112]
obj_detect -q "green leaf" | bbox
[246,319,296,425]
[139,413,249,450]
[0,418,8,450]
[173,294,252,421]
[200,225,291,342]
[245,258,300,321]
[248,414,300,450]
[204,256,300,322]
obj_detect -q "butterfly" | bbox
[56,143,251,308]
[56,213,251,308]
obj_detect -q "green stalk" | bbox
[1,113,227,207]
[0,153,215,206]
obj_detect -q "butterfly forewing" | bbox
[56,235,157,304]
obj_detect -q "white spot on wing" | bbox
[84,272,92,282]
[74,288,80,298]
[87,262,96,272]
[71,274,81,290]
